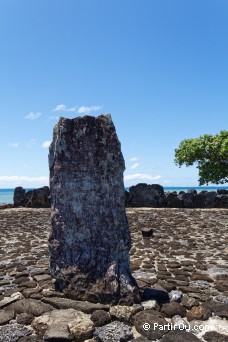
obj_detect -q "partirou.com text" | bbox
[142,322,224,332]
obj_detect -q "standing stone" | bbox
[48,114,140,305]
[13,187,26,206]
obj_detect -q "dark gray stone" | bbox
[129,183,166,207]
[14,187,51,208]
[193,193,206,208]
[165,192,182,208]
[91,310,112,327]
[203,331,228,342]
[48,114,140,305]
[205,191,217,207]
[125,190,131,207]
[18,338,43,342]
[217,189,228,195]
[216,195,228,208]
[41,297,109,313]
[94,321,133,342]
[177,192,194,208]
[187,189,197,194]
[13,187,26,206]
[24,186,50,208]
[16,313,34,325]
[141,228,153,238]
[133,310,169,340]
[161,301,186,318]
[161,330,201,342]
[5,299,54,316]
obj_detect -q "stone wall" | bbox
[126,183,228,208]
[13,184,228,209]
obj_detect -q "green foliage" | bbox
[174,130,228,185]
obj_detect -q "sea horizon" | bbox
[1,185,228,204]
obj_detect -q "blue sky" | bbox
[1,0,228,188]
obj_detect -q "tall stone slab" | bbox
[48,114,140,305]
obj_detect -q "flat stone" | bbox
[33,274,51,282]
[13,277,30,284]
[41,297,109,313]
[0,292,23,309]
[186,306,211,321]
[32,308,94,341]
[6,299,54,316]
[161,330,201,341]
[94,321,133,342]
[109,304,142,323]
[132,337,151,342]
[203,300,228,317]
[203,331,228,342]
[16,313,34,325]
[18,337,43,342]
[68,312,95,341]
[90,310,112,327]
[181,294,199,309]
[161,302,186,318]
[133,310,169,340]
[0,309,15,325]
[0,324,32,342]
[22,288,41,298]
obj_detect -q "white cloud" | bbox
[77,105,102,114]
[24,112,42,120]
[129,163,139,169]
[0,176,49,188]
[0,176,48,182]
[52,104,102,115]
[53,104,77,112]
[129,157,139,162]
[124,173,161,181]
[8,142,19,148]
[42,141,51,149]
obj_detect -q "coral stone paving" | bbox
[0,207,227,341]
[128,208,228,299]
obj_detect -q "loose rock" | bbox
[94,321,133,342]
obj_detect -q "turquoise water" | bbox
[1,186,228,204]
[0,188,35,204]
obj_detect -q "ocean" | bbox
[1,186,228,204]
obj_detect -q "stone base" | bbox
[53,264,141,305]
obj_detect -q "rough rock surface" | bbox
[126,187,228,208]
[129,183,166,207]
[32,308,94,341]
[0,324,32,342]
[94,321,133,342]
[13,187,50,208]
[6,299,54,316]
[48,114,140,305]
[13,187,26,206]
